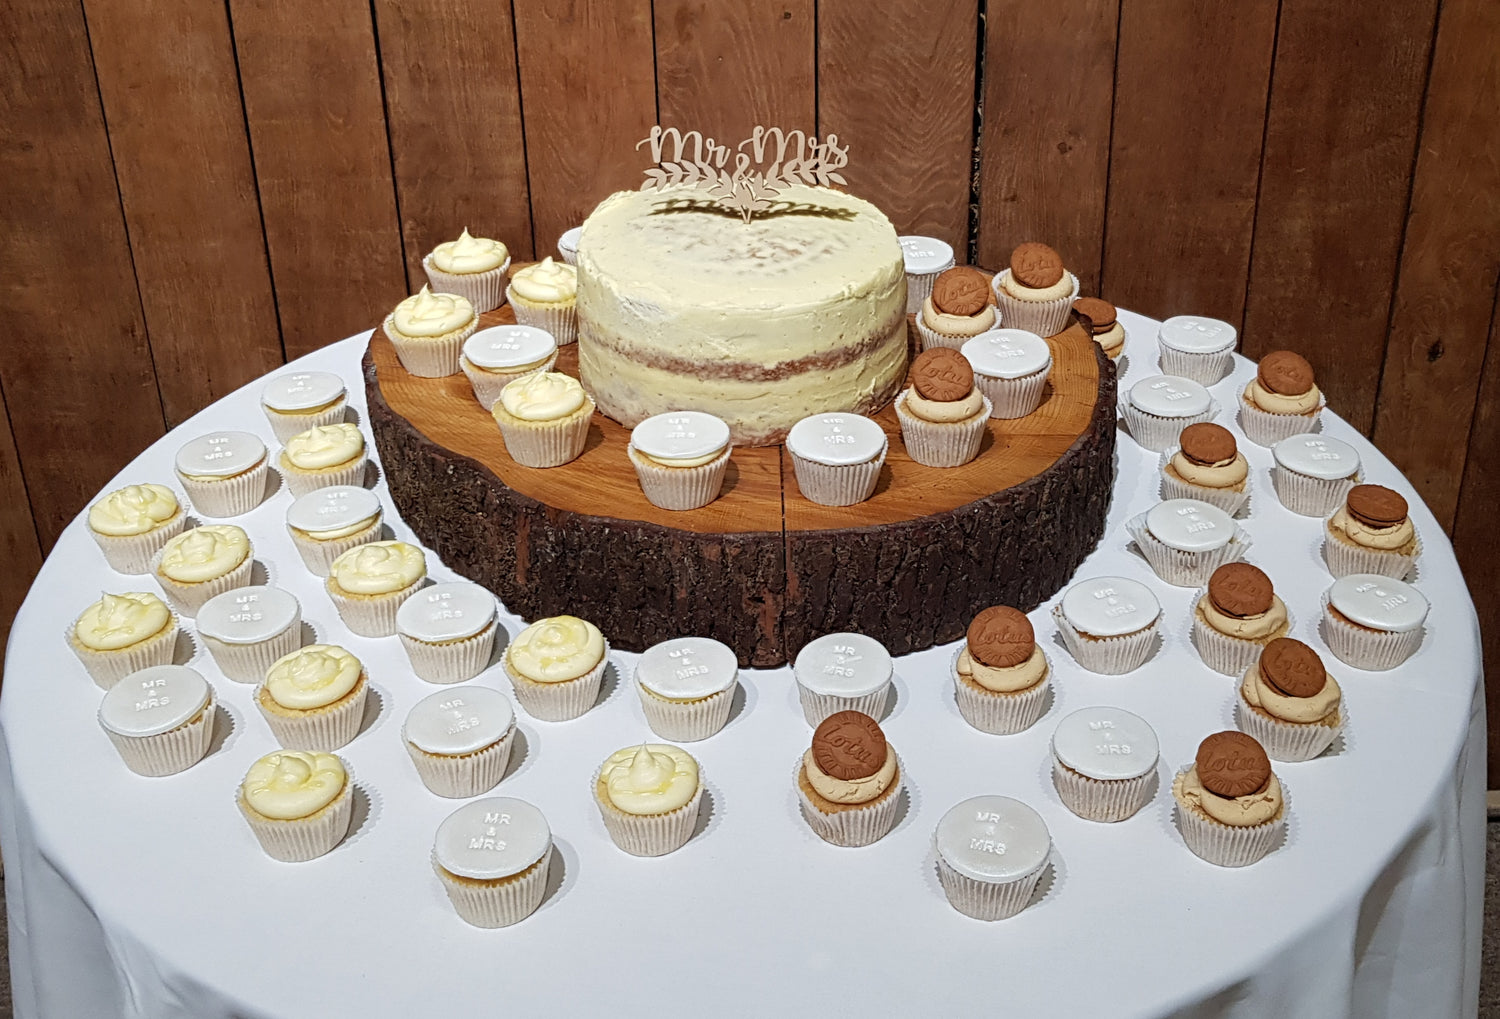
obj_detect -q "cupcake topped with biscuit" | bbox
[1172,731,1286,867]
[1240,350,1324,445]
[895,347,991,468]
[991,243,1079,337]
[916,266,997,350]
[1073,297,1124,359]
[1237,638,1343,762]
[796,710,903,847]
[1191,563,1291,676]
[952,606,1050,735]
[1324,484,1419,580]
[1161,423,1249,516]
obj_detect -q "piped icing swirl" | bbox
[74,592,171,651]
[157,525,249,583]
[598,744,699,815]
[265,644,362,709]
[507,615,605,683]
[328,541,425,595]
[283,423,364,470]
[392,286,475,338]
[241,751,346,820]
[88,483,179,536]
[1170,451,1248,489]
[430,228,508,274]
[511,257,577,304]
[498,371,588,421]
[1198,594,1289,640]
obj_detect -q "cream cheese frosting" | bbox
[957,645,1047,693]
[241,751,346,820]
[1328,505,1415,551]
[283,423,364,470]
[157,526,249,583]
[803,743,898,804]
[1169,451,1248,489]
[88,484,180,536]
[497,371,587,422]
[430,228,508,274]
[511,257,577,304]
[1175,764,1283,827]
[507,615,605,683]
[392,286,475,338]
[1198,595,1288,640]
[1244,378,1320,415]
[328,541,425,595]
[1241,663,1341,724]
[903,387,985,423]
[598,744,699,815]
[74,592,171,651]
[265,644,362,710]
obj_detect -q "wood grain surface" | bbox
[374,0,537,277]
[0,382,42,651]
[84,0,284,427]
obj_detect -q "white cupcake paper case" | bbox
[1052,603,1160,675]
[201,615,303,684]
[256,679,368,752]
[504,642,609,721]
[1126,512,1250,588]
[1322,522,1420,581]
[1157,343,1234,386]
[1320,594,1425,671]
[1234,693,1341,763]
[1051,760,1156,823]
[795,755,904,848]
[1188,595,1293,677]
[1118,398,1222,453]
[895,391,992,468]
[434,851,550,928]
[593,776,704,856]
[637,682,736,742]
[325,575,424,638]
[949,645,1050,735]
[1172,771,1287,868]
[937,853,1047,921]
[1157,450,1251,517]
[67,614,179,690]
[286,517,383,578]
[405,725,515,798]
[1272,465,1359,518]
[90,511,188,575]
[104,689,217,777]
[789,450,885,507]
[795,683,890,728]
[152,550,255,618]
[421,253,511,314]
[1238,392,1326,448]
[177,461,269,519]
[239,779,354,863]
[989,269,1079,338]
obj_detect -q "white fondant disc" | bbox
[636,636,739,699]
[1051,707,1159,781]
[261,371,346,412]
[898,236,955,275]
[174,432,266,478]
[961,328,1052,380]
[1157,315,1237,354]
[793,632,892,698]
[785,413,887,467]
[935,795,1051,883]
[1059,577,1161,637]
[196,586,300,645]
[1129,375,1212,418]
[1273,434,1361,480]
[98,665,212,738]
[463,325,557,371]
[1327,574,1429,633]
[396,581,497,643]
[405,686,515,756]
[285,486,382,534]
[433,797,550,881]
[630,411,731,461]
[1144,498,1235,552]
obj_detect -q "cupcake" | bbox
[934,796,1052,920]
[1053,576,1162,674]
[422,228,511,313]
[404,686,516,798]
[1050,707,1159,822]
[951,606,1050,735]
[260,371,347,444]
[255,643,368,751]
[152,524,253,616]
[894,347,992,467]
[503,615,608,721]
[237,750,353,862]
[961,328,1052,419]
[173,431,268,518]
[1271,434,1361,517]
[1191,563,1291,676]
[506,257,578,344]
[786,412,888,506]
[635,636,739,741]
[460,325,559,410]
[1160,423,1249,516]
[284,485,383,577]
[1236,638,1343,762]
[628,411,732,511]
[1172,731,1286,867]
[1073,298,1125,360]
[1240,350,1324,446]
[1324,484,1419,580]
[990,242,1079,337]
[556,226,582,265]
[383,285,478,378]
[915,266,998,350]
[1321,574,1428,671]
[97,665,216,777]
[1120,375,1218,452]
[1156,315,1237,384]
[432,798,552,927]
[324,540,426,637]
[196,585,302,683]
[491,371,594,468]
[396,581,498,684]
[796,710,902,847]
[899,235,955,314]
[86,482,186,574]
[1126,498,1249,587]
[593,743,704,856]
[792,632,893,727]
[277,423,366,497]
[68,592,179,689]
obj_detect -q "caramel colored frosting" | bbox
[328,541,425,595]
[1197,593,1289,641]
[956,644,1047,693]
[1174,764,1283,827]
[241,751,346,820]
[1000,271,1074,302]
[511,257,577,304]
[1169,451,1248,489]
[158,525,250,583]
[283,423,364,470]
[597,744,699,816]
[507,615,605,683]
[264,644,362,710]
[1244,378,1321,415]
[497,371,588,422]
[392,286,475,338]
[74,592,171,651]
[1327,505,1416,552]
[903,387,984,424]
[429,228,508,274]
[1241,663,1341,725]
[920,295,996,337]
[803,743,897,805]
[88,483,180,537]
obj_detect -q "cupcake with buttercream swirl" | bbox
[422,228,510,313]
[324,540,426,637]
[491,371,595,468]
[506,257,578,344]
[593,743,703,856]
[278,422,367,497]
[237,750,353,862]
[86,482,186,574]
[383,285,478,378]
[503,614,609,721]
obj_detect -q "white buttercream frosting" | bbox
[241,751,346,820]
[74,591,172,651]
[598,743,699,815]
[507,615,605,683]
[511,257,577,304]
[430,228,508,274]
[283,423,364,470]
[157,525,250,583]
[88,484,179,536]
[392,286,475,338]
[498,372,587,422]
[328,541,425,595]
[264,644,362,710]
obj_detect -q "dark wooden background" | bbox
[2,0,1497,775]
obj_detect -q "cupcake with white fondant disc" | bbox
[1120,375,1219,452]
[1127,498,1249,587]
[1051,707,1159,822]
[1053,576,1162,675]
[196,585,302,683]
[793,632,893,726]
[1157,315,1237,385]
[935,796,1052,919]
[635,636,739,741]
[1271,434,1361,517]
[786,412,887,506]
[404,686,516,798]
[397,581,498,684]
[261,371,347,444]
[98,664,216,776]
[1321,574,1428,671]
[174,432,268,518]
[460,325,559,410]
[628,411,732,511]
[285,486,383,577]
[961,328,1052,419]
[899,235,955,315]
[432,797,552,927]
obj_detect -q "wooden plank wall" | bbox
[3,0,1497,776]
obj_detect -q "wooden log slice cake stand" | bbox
[366,281,1117,667]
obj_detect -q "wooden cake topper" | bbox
[637,125,850,223]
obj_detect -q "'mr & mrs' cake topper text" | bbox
[637,125,850,224]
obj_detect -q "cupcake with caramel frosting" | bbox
[894,347,991,467]
[1160,423,1250,516]
[1073,297,1125,359]
[795,710,903,847]
[915,266,998,351]
[422,227,510,313]
[1235,638,1343,762]
[1191,563,1291,676]
[1240,350,1324,446]
[990,242,1079,337]
[952,606,1051,735]
[1171,731,1286,867]
[1323,484,1419,580]
[384,285,479,378]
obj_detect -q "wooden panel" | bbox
[0,383,44,653]
[513,0,657,256]
[1241,0,1438,435]
[0,0,165,547]
[976,0,1117,294]
[1102,0,1278,322]
[818,0,977,251]
[654,0,815,148]
[84,0,284,427]
[1370,0,1500,527]
[230,0,407,359]
[374,0,537,279]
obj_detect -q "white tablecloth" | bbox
[0,311,1484,1018]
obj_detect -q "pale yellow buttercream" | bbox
[597,744,699,816]
[903,387,985,424]
[241,751,346,820]
[292,514,378,542]
[1001,271,1074,303]
[1244,378,1320,416]
[282,423,363,471]
[1175,765,1283,827]
[956,645,1047,693]
[265,644,362,710]
[88,484,179,537]
[920,296,996,337]
[430,228,508,274]
[511,257,577,304]
[1169,451,1248,489]
[1198,594,1289,641]
[157,526,249,583]
[497,371,587,422]
[328,541,425,595]
[1327,505,1416,551]
[508,615,605,683]
[392,286,475,338]
[74,592,171,651]
[1241,663,1341,725]
[803,744,898,805]
[640,448,723,469]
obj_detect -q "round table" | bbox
[0,311,1484,1019]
